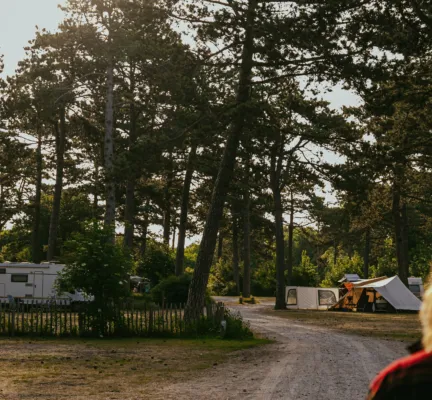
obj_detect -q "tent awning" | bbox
[355,276,421,311]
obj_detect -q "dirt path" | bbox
[156,300,409,400]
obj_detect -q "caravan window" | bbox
[409,284,420,294]
[318,290,336,306]
[11,274,28,283]
[287,289,297,305]
[0,268,5,274]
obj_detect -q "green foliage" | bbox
[321,248,364,287]
[369,238,398,278]
[59,223,133,305]
[223,310,254,340]
[183,243,199,270]
[292,251,319,287]
[151,274,192,305]
[0,229,31,262]
[208,258,238,296]
[137,240,175,286]
[151,274,212,306]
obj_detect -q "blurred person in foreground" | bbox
[366,283,432,399]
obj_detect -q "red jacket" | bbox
[367,350,432,399]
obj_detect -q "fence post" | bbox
[149,308,153,335]
[11,306,15,337]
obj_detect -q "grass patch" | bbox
[0,336,269,399]
[264,309,421,342]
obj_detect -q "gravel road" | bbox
[156,300,409,400]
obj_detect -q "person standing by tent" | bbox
[366,284,432,399]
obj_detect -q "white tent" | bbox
[286,286,340,310]
[353,276,421,311]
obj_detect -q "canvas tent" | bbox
[338,273,362,295]
[338,274,361,284]
[286,286,339,310]
[331,276,421,312]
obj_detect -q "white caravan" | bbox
[0,262,88,304]
[408,277,424,299]
[286,286,340,310]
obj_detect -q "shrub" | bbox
[223,310,253,340]
[151,274,212,306]
[137,240,175,286]
[151,274,192,305]
[59,223,133,306]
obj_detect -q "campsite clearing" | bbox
[264,308,422,341]
[0,337,268,400]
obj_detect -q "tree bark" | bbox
[184,0,257,322]
[232,211,240,295]
[47,107,66,261]
[93,160,99,219]
[31,128,43,263]
[242,160,251,298]
[123,79,137,250]
[172,224,176,250]
[333,239,338,267]
[217,232,224,260]
[140,208,150,257]
[273,187,286,309]
[401,202,410,279]
[163,153,174,247]
[392,181,408,286]
[104,61,116,229]
[286,193,294,286]
[175,145,197,276]
[363,228,371,279]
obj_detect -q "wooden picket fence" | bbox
[0,300,225,338]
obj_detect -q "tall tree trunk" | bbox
[47,107,66,261]
[273,187,286,309]
[217,232,224,260]
[333,240,338,267]
[232,211,240,295]
[124,80,137,250]
[184,0,257,322]
[242,161,251,298]
[392,181,408,286]
[401,202,410,279]
[363,228,371,279]
[175,145,197,276]
[93,160,99,219]
[286,193,294,286]
[31,129,43,263]
[163,153,174,247]
[104,61,116,229]
[172,224,176,250]
[140,208,150,257]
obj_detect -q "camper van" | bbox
[286,286,340,310]
[0,262,89,304]
[408,277,424,299]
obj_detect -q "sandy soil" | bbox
[153,300,410,400]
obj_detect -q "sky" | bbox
[1,0,362,244]
[0,0,64,77]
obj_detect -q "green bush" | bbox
[224,310,254,340]
[151,274,212,306]
[151,274,192,305]
[137,240,175,287]
[292,251,319,286]
[59,223,133,306]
